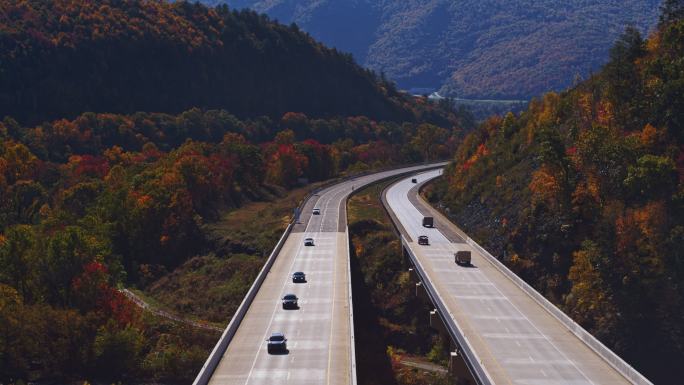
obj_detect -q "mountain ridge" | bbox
[213,0,661,99]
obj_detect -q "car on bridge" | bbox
[266,332,288,354]
[304,237,315,246]
[282,294,299,309]
[418,235,429,245]
[292,271,306,283]
[312,208,321,215]
[411,178,417,183]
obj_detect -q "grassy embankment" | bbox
[348,181,453,385]
[140,184,318,326]
[139,176,452,384]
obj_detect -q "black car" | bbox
[418,235,429,245]
[282,294,299,309]
[292,271,306,283]
[304,237,314,246]
[267,332,288,353]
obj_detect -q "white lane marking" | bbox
[326,239,338,385]
[483,333,547,339]
[457,295,507,300]
[218,166,440,384]
[474,258,597,385]
[390,173,598,385]
[243,235,308,385]
[473,315,526,321]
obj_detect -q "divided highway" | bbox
[198,163,445,385]
[384,169,652,385]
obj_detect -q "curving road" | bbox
[205,163,446,385]
[384,170,649,385]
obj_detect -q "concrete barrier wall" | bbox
[345,230,358,385]
[465,239,653,385]
[401,236,495,385]
[193,163,446,385]
[413,179,653,385]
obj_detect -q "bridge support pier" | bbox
[408,267,417,282]
[415,282,429,301]
[449,351,474,385]
[430,309,447,335]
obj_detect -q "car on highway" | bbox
[292,271,306,283]
[267,332,288,353]
[418,235,429,245]
[312,208,321,215]
[282,294,299,309]
[304,237,314,246]
[411,178,417,183]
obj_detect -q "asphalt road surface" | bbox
[384,169,637,385]
[207,163,445,385]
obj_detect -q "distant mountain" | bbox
[210,0,661,99]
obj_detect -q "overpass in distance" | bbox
[195,164,653,385]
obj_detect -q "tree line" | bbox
[0,0,414,125]
[0,105,462,382]
[429,4,684,382]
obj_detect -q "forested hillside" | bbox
[218,0,660,99]
[0,105,463,384]
[0,1,467,383]
[428,6,684,383]
[0,0,413,125]
[1,107,464,382]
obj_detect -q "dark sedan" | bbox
[282,294,299,309]
[267,332,288,353]
[292,271,306,283]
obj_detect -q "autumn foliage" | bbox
[0,104,461,383]
[429,14,684,383]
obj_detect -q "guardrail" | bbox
[291,161,449,223]
[193,163,447,385]
[413,175,653,385]
[400,236,494,385]
[465,239,653,385]
[345,229,358,385]
[378,174,491,384]
[192,222,294,385]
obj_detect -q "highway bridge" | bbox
[195,164,652,385]
[382,169,653,385]
[194,164,445,385]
